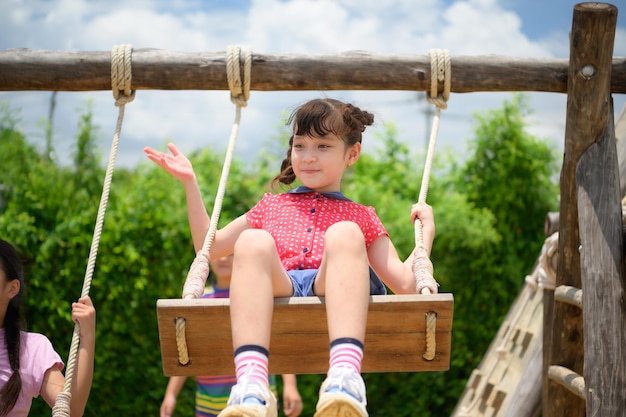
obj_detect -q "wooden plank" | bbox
[577,101,626,416]
[545,3,618,417]
[615,103,626,197]
[1,48,626,93]
[157,293,453,376]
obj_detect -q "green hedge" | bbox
[0,94,558,416]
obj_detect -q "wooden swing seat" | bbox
[157,293,453,376]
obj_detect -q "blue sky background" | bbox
[1,0,624,168]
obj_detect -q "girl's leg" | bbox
[230,228,293,349]
[314,221,370,342]
[314,221,370,417]
[220,229,292,417]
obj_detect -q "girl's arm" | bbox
[144,143,253,259]
[144,143,210,252]
[280,374,302,417]
[160,376,187,417]
[69,296,96,417]
[40,296,96,417]
[368,202,436,294]
[410,202,435,256]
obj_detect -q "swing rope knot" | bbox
[426,48,451,110]
[111,44,136,106]
[226,45,252,108]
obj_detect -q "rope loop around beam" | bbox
[426,48,451,109]
[226,45,252,107]
[111,44,136,106]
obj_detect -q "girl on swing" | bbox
[145,97,436,417]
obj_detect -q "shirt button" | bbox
[303,248,309,253]
[307,228,312,232]
[315,194,320,198]
[310,208,316,213]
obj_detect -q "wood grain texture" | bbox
[157,294,453,376]
[1,49,625,93]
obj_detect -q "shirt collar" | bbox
[288,185,352,202]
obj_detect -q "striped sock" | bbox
[329,338,364,374]
[234,345,270,387]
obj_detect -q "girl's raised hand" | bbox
[144,143,195,184]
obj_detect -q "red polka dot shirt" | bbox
[246,186,388,271]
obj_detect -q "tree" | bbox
[0,93,559,416]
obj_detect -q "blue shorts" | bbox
[288,267,387,297]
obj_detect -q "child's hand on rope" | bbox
[411,202,435,232]
[411,202,435,255]
[72,296,96,344]
[144,142,196,185]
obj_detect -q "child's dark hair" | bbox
[0,239,24,417]
[273,98,375,186]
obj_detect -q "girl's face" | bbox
[291,132,360,192]
[210,254,234,284]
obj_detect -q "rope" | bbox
[412,48,450,361]
[175,45,252,365]
[413,48,450,295]
[52,44,134,417]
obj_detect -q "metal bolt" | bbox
[581,65,596,79]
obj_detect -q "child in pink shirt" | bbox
[0,239,96,417]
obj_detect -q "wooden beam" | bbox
[1,48,626,93]
[156,294,454,376]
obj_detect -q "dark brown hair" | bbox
[0,239,24,416]
[272,98,374,186]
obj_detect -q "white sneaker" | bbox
[218,378,277,417]
[315,367,368,417]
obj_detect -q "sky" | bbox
[1,0,625,169]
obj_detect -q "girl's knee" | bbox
[325,221,366,249]
[234,229,276,257]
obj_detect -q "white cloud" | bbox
[0,0,624,169]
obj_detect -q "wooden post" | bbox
[577,98,626,416]
[544,3,621,417]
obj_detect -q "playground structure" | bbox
[0,2,624,416]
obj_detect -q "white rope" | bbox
[181,45,252,300]
[413,48,450,296]
[175,45,252,366]
[52,44,134,417]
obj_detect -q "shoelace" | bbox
[235,363,266,406]
[327,367,365,403]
